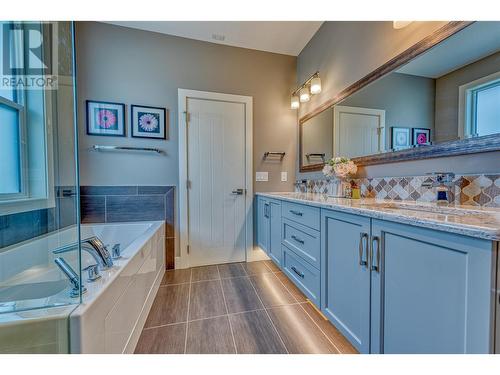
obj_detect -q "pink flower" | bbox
[96,109,117,129]
[139,113,159,132]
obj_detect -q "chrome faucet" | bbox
[54,257,87,297]
[421,172,456,204]
[53,236,114,270]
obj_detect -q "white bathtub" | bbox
[0,221,165,353]
[69,221,165,353]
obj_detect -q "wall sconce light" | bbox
[393,21,413,29]
[299,87,310,102]
[290,72,321,109]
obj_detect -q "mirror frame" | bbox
[298,21,500,172]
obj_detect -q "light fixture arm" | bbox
[291,71,320,96]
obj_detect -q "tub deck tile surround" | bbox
[135,261,357,354]
[80,185,176,269]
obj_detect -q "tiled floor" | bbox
[135,260,358,354]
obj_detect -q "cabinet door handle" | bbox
[291,235,305,245]
[289,210,303,217]
[370,235,380,273]
[291,266,305,278]
[358,232,368,267]
[264,203,269,218]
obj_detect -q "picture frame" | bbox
[86,100,126,137]
[391,127,411,150]
[131,105,167,139]
[412,128,431,146]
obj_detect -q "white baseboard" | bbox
[247,246,270,262]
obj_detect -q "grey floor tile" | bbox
[300,302,358,354]
[134,324,186,354]
[229,310,287,354]
[218,263,247,278]
[189,280,226,320]
[161,269,192,285]
[250,272,296,307]
[242,261,273,275]
[221,276,263,313]
[186,316,236,354]
[144,284,189,327]
[267,304,337,354]
[191,265,220,282]
[275,271,308,302]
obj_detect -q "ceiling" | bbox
[105,21,323,56]
[397,22,500,78]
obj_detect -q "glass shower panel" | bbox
[0,21,80,354]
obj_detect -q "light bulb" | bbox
[310,76,321,94]
[290,95,300,109]
[299,87,310,102]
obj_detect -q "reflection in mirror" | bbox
[299,21,500,171]
[301,107,333,167]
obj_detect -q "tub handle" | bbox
[111,244,122,259]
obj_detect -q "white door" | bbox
[333,105,386,158]
[186,97,247,266]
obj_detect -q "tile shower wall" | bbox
[0,187,78,248]
[80,185,175,269]
[296,174,500,207]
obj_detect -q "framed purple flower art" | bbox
[86,100,126,137]
[131,105,167,139]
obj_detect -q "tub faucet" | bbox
[421,172,455,204]
[54,257,87,298]
[53,236,114,270]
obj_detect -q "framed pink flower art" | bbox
[86,100,126,137]
[131,105,167,139]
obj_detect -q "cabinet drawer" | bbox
[282,201,320,231]
[282,245,320,307]
[282,218,320,269]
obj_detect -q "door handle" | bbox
[358,232,368,267]
[370,235,380,273]
[264,203,269,218]
[231,188,244,195]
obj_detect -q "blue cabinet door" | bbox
[321,209,371,353]
[370,219,495,354]
[269,200,282,265]
[257,197,270,254]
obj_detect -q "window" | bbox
[0,22,26,198]
[459,71,500,139]
[0,22,55,214]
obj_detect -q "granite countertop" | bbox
[256,192,500,241]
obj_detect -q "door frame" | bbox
[333,105,386,157]
[177,89,253,269]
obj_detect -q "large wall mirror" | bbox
[299,21,500,172]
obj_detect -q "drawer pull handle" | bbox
[370,236,380,273]
[291,266,305,278]
[290,210,303,216]
[291,235,305,245]
[358,232,368,267]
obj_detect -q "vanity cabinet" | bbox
[255,194,498,354]
[370,220,495,354]
[256,196,282,265]
[321,208,496,354]
[321,210,371,353]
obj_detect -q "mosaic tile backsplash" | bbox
[295,174,500,207]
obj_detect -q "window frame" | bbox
[0,21,55,215]
[459,70,500,139]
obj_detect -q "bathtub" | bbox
[0,221,165,353]
[69,221,165,353]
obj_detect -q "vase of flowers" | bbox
[322,157,358,197]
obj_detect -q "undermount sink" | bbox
[357,201,485,216]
